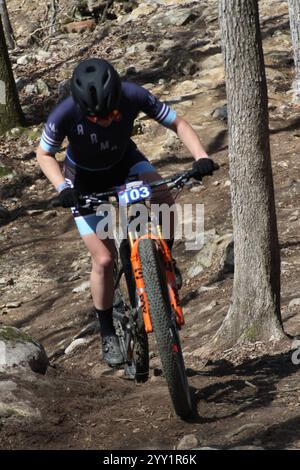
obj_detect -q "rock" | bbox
[16,54,36,66]
[0,377,41,420]
[34,50,52,61]
[212,104,228,121]
[25,209,44,216]
[277,161,288,168]
[58,79,71,101]
[190,185,204,193]
[187,231,234,279]
[187,229,218,277]
[200,300,218,314]
[158,39,178,50]
[87,0,102,11]
[126,42,155,55]
[24,78,50,96]
[0,326,48,374]
[162,130,180,151]
[41,210,57,220]
[216,234,234,274]
[289,298,300,309]
[226,423,260,438]
[5,302,22,309]
[177,434,199,450]
[15,77,27,91]
[121,3,158,23]
[182,59,199,76]
[65,338,89,355]
[63,19,96,34]
[149,9,198,27]
[72,281,90,293]
[201,54,224,70]
[36,79,50,97]
[93,24,110,41]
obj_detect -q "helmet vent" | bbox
[103,70,111,88]
[86,66,96,73]
[90,86,98,109]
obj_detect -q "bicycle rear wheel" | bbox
[114,241,149,383]
[138,238,192,418]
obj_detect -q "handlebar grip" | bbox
[188,160,220,179]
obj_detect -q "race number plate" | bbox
[118,181,152,206]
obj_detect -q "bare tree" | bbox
[0,18,23,135]
[287,0,300,101]
[0,0,15,50]
[215,0,284,346]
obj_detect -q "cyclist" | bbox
[36,58,216,367]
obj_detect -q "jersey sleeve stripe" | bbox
[40,137,61,154]
[160,108,177,127]
[42,131,62,146]
[156,103,168,121]
[157,106,170,123]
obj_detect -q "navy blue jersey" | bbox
[40,82,177,171]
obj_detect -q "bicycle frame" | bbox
[67,169,202,334]
[129,229,184,334]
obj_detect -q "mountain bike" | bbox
[54,166,217,418]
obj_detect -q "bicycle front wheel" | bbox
[138,238,192,419]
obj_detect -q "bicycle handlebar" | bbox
[51,162,219,208]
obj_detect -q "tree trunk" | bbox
[287,0,300,100]
[0,18,24,135]
[216,0,284,346]
[0,0,15,50]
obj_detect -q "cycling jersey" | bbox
[40,82,177,171]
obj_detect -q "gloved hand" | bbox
[58,187,79,208]
[192,158,217,181]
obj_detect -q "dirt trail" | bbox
[0,0,300,450]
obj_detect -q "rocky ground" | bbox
[0,0,299,450]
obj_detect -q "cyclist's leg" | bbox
[81,233,115,311]
[64,164,123,365]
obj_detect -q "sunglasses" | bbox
[87,110,120,124]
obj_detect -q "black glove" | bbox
[192,158,217,181]
[58,187,79,208]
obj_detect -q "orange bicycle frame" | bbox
[130,233,184,334]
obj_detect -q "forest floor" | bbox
[0,0,299,450]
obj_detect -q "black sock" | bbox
[95,307,115,337]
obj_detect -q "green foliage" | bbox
[0,326,36,345]
[0,166,13,178]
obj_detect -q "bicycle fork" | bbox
[129,232,185,334]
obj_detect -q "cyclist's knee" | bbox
[91,254,114,274]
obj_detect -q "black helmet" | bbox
[71,58,121,118]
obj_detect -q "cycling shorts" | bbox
[64,147,156,237]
